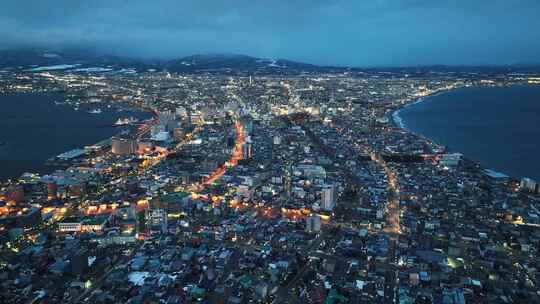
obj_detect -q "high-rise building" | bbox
[306,215,322,233]
[46,182,58,201]
[147,198,167,234]
[283,161,293,198]
[243,142,253,159]
[521,177,539,193]
[241,116,254,136]
[321,184,336,211]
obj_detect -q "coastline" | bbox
[389,88,457,130]
[389,84,540,181]
[0,92,151,181]
[389,88,458,151]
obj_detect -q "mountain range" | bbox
[1,49,539,74]
[0,49,324,73]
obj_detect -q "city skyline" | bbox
[2,1,540,303]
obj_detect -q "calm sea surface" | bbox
[0,92,148,181]
[399,85,540,180]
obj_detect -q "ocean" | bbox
[0,92,148,181]
[397,85,540,181]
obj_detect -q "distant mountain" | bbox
[164,54,320,72]
[0,49,77,68]
[1,48,540,74]
[0,49,326,73]
[0,49,158,71]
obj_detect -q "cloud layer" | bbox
[1,0,539,66]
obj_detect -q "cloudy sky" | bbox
[1,0,539,66]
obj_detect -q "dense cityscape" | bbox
[0,64,540,304]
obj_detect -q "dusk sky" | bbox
[1,0,539,67]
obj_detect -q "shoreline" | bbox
[389,88,458,151]
[389,87,458,130]
[0,92,151,182]
[389,84,540,182]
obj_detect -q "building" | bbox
[158,110,176,127]
[521,177,539,193]
[237,185,252,199]
[147,199,168,234]
[241,116,254,135]
[439,153,462,168]
[306,215,322,233]
[173,128,184,141]
[6,185,24,203]
[137,141,153,154]
[112,137,138,155]
[175,106,187,118]
[297,164,327,180]
[243,142,253,159]
[58,218,82,233]
[46,181,58,200]
[321,184,336,211]
[81,215,109,233]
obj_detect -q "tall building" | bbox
[321,184,336,211]
[46,182,58,201]
[521,177,539,193]
[306,215,322,233]
[243,142,253,159]
[241,115,254,136]
[147,198,167,234]
[283,162,293,198]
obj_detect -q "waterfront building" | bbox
[111,137,138,155]
[440,153,462,168]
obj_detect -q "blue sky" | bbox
[1,0,539,66]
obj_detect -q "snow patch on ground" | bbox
[128,271,151,286]
[28,64,81,72]
[73,67,114,73]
